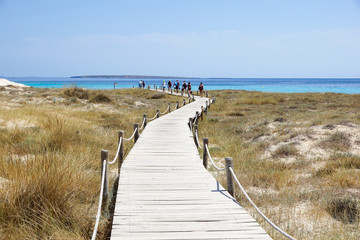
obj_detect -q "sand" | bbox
[0,78,29,88]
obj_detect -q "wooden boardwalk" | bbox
[110,96,272,239]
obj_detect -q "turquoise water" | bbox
[6,77,360,94]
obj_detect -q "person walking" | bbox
[167,80,172,92]
[176,80,180,93]
[181,81,187,95]
[198,82,204,97]
[162,81,166,91]
[187,82,192,96]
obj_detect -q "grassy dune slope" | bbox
[197,90,360,239]
[0,86,182,239]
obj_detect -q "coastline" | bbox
[0,78,29,88]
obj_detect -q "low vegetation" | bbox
[197,90,360,239]
[0,86,182,239]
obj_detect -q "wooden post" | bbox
[203,138,208,169]
[156,86,157,91]
[212,95,216,104]
[101,150,109,213]
[183,99,186,105]
[207,100,210,109]
[171,89,173,94]
[206,91,209,97]
[134,123,139,143]
[197,90,199,96]
[193,125,199,148]
[176,101,179,109]
[168,103,171,113]
[225,157,234,197]
[181,91,183,96]
[195,111,199,124]
[157,109,160,118]
[154,84,155,89]
[143,114,147,128]
[200,106,204,121]
[188,117,193,131]
[204,101,208,113]
[118,131,124,173]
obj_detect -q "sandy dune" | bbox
[0,78,29,87]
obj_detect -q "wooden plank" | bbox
[110,95,272,239]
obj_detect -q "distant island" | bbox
[71,75,198,79]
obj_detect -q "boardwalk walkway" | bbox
[110,96,272,239]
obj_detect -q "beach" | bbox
[0,78,29,88]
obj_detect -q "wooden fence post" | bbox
[200,106,204,121]
[118,131,124,173]
[206,91,209,98]
[204,101,208,113]
[157,109,160,118]
[168,103,171,113]
[225,157,234,197]
[195,111,199,124]
[212,95,216,104]
[101,150,109,213]
[183,99,186,105]
[176,101,179,109]
[171,89,173,94]
[193,125,199,148]
[197,90,199,95]
[134,123,139,143]
[143,114,147,128]
[188,117,193,131]
[156,86,157,91]
[203,138,208,169]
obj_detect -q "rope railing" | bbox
[108,137,122,165]
[204,144,225,171]
[160,105,170,115]
[147,112,159,121]
[229,167,296,240]
[138,117,146,131]
[194,129,203,149]
[123,128,138,141]
[91,160,107,240]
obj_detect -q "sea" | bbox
[6,77,360,94]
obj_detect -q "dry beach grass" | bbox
[0,86,182,239]
[197,90,360,239]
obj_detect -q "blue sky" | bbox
[0,0,359,77]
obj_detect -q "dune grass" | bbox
[196,90,360,239]
[0,87,182,239]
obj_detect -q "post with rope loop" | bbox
[197,90,199,96]
[176,101,179,109]
[134,123,139,143]
[195,111,199,125]
[156,109,160,118]
[100,150,109,214]
[204,101,208,113]
[183,99,186,106]
[212,95,216,104]
[188,117,193,131]
[200,106,204,121]
[188,97,191,103]
[143,114,147,129]
[193,125,199,148]
[206,91,209,98]
[168,103,171,113]
[207,100,210,109]
[203,138,209,168]
[156,86,157,91]
[225,157,235,197]
[118,131,124,173]
[171,89,173,94]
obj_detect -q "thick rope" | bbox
[123,128,137,141]
[160,106,170,115]
[139,117,146,131]
[147,112,158,121]
[229,167,296,240]
[194,130,203,149]
[91,160,107,240]
[204,144,226,171]
[108,137,122,165]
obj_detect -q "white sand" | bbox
[0,78,29,88]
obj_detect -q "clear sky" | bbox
[0,0,359,77]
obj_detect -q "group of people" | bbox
[162,80,205,97]
[138,80,146,88]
